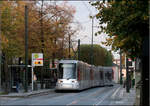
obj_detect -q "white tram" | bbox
[55,60,113,90]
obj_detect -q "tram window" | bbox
[105,73,108,79]
[108,72,112,81]
[59,63,76,79]
[100,71,103,80]
[58,64,63,79]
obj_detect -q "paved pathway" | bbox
[0,84,136,105]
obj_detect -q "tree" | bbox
[79,44,113,66]
[1,1,76,61]
[105,50,113,66]
[90,0,148,59]
[90,0,149,105]
[0,1,77,92]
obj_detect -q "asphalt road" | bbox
[0,84,124,105]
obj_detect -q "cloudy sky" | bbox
[67,1,120,59]
[44,1,120,59]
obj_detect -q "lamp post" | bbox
[25,5,28,92]
[90,15,96,65]
[40,0,44,89]
[68,33,71,59]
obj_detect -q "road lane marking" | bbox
[94,91,112,105]
[115,101,123,104]
[66,87,107,105]
[111,86,121,99]
[94,87,117,105]
[67,100,78,105]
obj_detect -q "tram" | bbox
[55,60,113,90]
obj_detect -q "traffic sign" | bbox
[32,53,43,66]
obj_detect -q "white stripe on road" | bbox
[111,86,121,99]
[94,86,120,105]
[67,100,78,106]
[67,87,106,106]
[94,90,113,105]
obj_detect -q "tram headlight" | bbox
[58,80,63,83]
[72,80,77,83]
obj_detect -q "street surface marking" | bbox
[67,87,106,105]
[115,101,123,104]
[67,100,78,105]
[94,87,117,105]
[111,86,121,99]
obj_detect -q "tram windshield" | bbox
[58,63,76,79]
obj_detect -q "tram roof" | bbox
[59,60,91,66]
[59,59,79,64]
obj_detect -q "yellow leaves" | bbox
[143,15,148,20]
[1,34,9,49]
[109,0,115,5]
[1,1,76,59]
[101,37,113,46]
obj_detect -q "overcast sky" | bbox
[67,1,120,59]
[46,1,120,59]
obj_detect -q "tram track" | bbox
[66,86,118,105]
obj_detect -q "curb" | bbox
[0,89,54,98]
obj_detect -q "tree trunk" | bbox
[52,53,55,68]
[4,54,10,93]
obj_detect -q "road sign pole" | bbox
[31,66,34,91]
[32,53,43,91]
[126,56,130,93]
[120,50,123,84]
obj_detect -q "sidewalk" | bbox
[119,87,136,105]
[0,88,55,98]
[110,86,136,105]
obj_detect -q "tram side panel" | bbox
[85,64,90,89]
[107,68,113,86]
[103,68,107,86]
[77,62,82,90]
[90,67,94,87]
[95,67,100,87]
[103,67,113,86]
[99,67,104,86]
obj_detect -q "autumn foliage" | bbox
[1,1,77,62]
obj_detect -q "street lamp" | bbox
[25,5,28,92]
[90,15,96,65]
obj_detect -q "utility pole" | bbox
[68,33,71,59]
[61,38,64,59]
[40,0,44,89]
[25,5,28,92]
[78,39,80,60]
[120,50,123,84]
[126,56,129,93]
[90,17,94,65]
